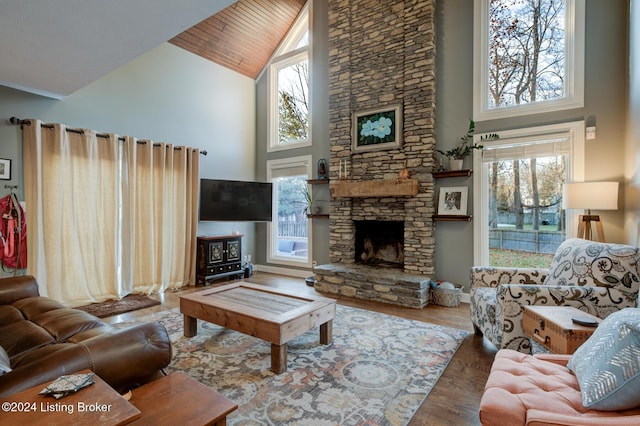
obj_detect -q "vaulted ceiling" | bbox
[170,0,307,79]
[0,0,305,98]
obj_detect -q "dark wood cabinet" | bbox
[196,235,244,285]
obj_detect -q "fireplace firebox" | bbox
[354,220,404,268]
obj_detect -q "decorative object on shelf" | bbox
[437,186,468,216]
[436,119,499,170]
[398,167,410,179]
[0,159,11,180]
[352,104,402,153]
[301,185,316,215]
[338,159,350,179]
[317,158,328,179]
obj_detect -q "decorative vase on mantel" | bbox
[449,159,464,171]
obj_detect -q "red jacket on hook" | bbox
[0,193,27,270]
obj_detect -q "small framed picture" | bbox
[0,159,11,180]
[438,186,468,215]
[352,104,402,153]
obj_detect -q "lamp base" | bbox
[577,214,606,242]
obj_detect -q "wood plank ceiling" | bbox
[170,0,306,79]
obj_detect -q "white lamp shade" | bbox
[563,182,619,210]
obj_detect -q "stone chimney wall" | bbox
[327,0,437,277]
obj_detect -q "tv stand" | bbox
[196,235,244,285]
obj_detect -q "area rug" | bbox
[120,305,468,425]
[76,294,160,318]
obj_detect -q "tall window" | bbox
[473,122,585,267]
[267,156,313,267]
[268,3,310,152]
[474,0,585,120]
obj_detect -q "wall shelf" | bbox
[432,169,473,179]
[307,214,329,218]
[307,178,329,185]
[330,178,419,198]
[433,215,472,222]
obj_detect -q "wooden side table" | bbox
[523,305,601,354]
[0,369,140,425]
[128,372,237,426]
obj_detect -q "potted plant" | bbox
[436,120,499,170]
[300,186,320,215]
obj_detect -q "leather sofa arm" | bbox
[470,266,548,290]
[0,321,171,397]
[0,275,39,305]
[79,321,172,393]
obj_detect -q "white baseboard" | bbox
[254,264,312,278]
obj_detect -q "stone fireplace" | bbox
[313,0,436,308]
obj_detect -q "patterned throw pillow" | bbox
[567,308,640,410]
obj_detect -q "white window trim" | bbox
[473,121,585,265]
[266,1,311,153]
[473,0,585,121]
[266,155,313,267]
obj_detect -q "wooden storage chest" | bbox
[522,306,601,354]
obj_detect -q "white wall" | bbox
[0,42,258,275]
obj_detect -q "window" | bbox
[473,121,585,267]
[268,3,310,152]
[267,156,313,267]
[473,0,585,120]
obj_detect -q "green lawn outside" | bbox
[489,248,554,268]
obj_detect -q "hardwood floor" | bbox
[105,272,497,426]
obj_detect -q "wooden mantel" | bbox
[330,178,419,198]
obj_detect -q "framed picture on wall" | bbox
[0,159,11,180]
[352,104,402,153]
[438,186,468,215]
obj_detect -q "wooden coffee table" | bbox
[180,282,336,373]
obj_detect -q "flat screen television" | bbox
[199,179,273,222]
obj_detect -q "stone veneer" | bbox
[315,0,436,308]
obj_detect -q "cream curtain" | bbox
[23,120,199,306]
[122,137,199,294]
[23,121,119,305]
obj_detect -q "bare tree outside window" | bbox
[277,60,309,145]
[488,0,565,109]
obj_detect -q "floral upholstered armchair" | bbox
[470,238,640,353]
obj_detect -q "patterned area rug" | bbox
[121,305,468,425]
[76,294,160,318]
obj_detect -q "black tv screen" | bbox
[199,179,273,222]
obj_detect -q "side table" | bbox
[523,305,601,354]
[0,369,140,425]
[128,372,237,425]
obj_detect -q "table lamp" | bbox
[563,181,619,242]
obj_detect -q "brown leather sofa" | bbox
[0,275,172,397]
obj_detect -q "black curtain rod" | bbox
[9,117,207,156]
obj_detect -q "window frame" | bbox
[267,2,311,153]
[472,121,585,265]
[473,0,585,121]
[266,155,313,267]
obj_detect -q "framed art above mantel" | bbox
[352,104,402,153]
